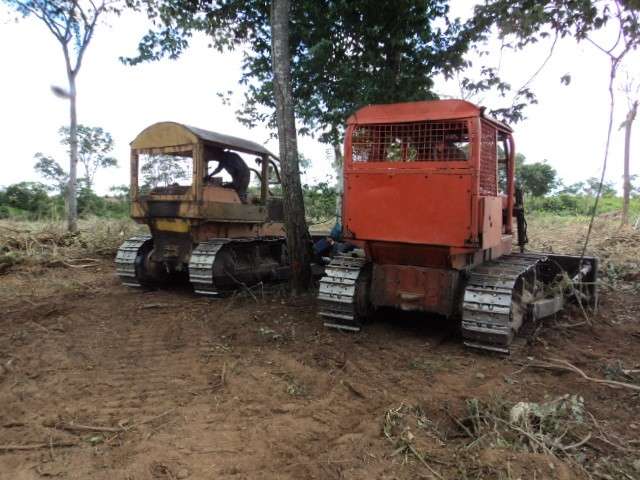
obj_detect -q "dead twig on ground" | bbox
[29,320,49,333]
[405,442,445,480]
[342,380,365,399]
[221,361,227,386]
[442,406,474,440]
[560,432,592,451]
[0,442,77,452]
[220,291,239,314]
[552,321,588,329]
[130,410,177,444]
[587,411,636,453]
[125,408,175,431]
[223,268,258,302]
[140,303,169,309]
[209,362,227,392]
[44,420,122,434]
[61,260,100,269]
[531,358,640,392]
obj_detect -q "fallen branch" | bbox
[342,380,366,399]
[140,303,169,309]
[62,261,100,269]
[493,416,554,456]
[223,268,258,302]
[552,321,588,329]
[532,358,640,392]
[220,362,227,387]
[561,433,592,451]
[0,442,76,452]
[44,420,122,434]
[105,408,176,445]
[406,442,444,480]
[443,407,475,440]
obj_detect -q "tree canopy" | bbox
[124,0,478,146]
[457,1,640,123]
[59,125,117,190]
[34,125,118,193]
[516,155,559,197]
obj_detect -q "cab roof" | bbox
[130,121,277,157]
[347,99,513,133]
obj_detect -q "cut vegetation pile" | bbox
[382,392,638,479]
[0,218,143,274]
[527,214,640,285]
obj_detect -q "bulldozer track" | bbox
[188,238,288,296]
[461,253,547,354]
[188,239,231,296]
[117,236,289,295]
[115,235,152,288]
[318,255,369,332]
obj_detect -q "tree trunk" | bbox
[270,0,312,293]
[67,73,79,232]
[622,100,637,226]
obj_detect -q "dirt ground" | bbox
[1,223,640,479]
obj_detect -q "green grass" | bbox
[526,195,640,218]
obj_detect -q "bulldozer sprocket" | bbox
[318,254,370,332]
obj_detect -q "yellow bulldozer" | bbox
[116,122,290,295]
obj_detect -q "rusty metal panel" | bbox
[347,99,481,124]
[346,99,513,133]
[202,186,242,203]
[366,242,451,268]
[200,202,267,222]
[370,264,460,316]
[344,172,473,247]
[131,121,276,157]
[481,196,503,250]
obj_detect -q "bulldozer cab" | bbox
[128,122,285,239]
[343,99,515,254]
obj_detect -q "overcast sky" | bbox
[0,4,638,195]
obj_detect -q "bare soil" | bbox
[1,223,640,479]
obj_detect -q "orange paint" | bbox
[343,100,516,315]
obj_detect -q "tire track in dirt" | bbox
[57,299,218,424]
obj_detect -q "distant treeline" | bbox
[0,181,338,222]
[1,178,638,223]
[0,182,129,220]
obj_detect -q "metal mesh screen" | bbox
[480,122,497,196]
[351,120,469,163]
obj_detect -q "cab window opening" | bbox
[139,151,193,196]
[351,120,470,163]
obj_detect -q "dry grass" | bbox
[0,218,144,274]
[527,213,640,284]
[1,213,638,284]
